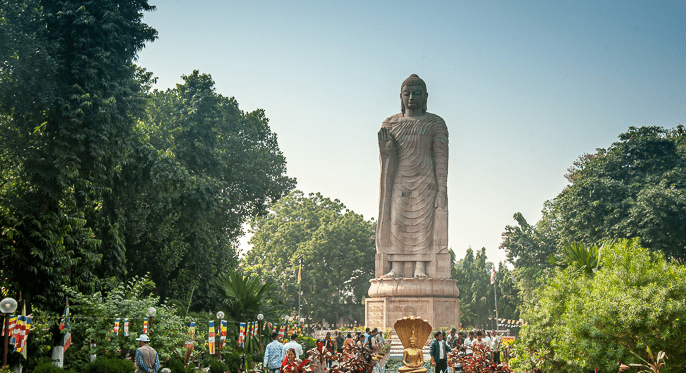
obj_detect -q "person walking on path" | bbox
[282,334,304,359]
[134,334,159,373]
[430,331,451,373]
[491,331,502,364]
[264,332,284,373]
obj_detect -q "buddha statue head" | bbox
[400,74,428,114]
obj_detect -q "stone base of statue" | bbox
[365,275,460,330]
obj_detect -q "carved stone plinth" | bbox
[368,278,459,298]
[365,296,460,331]
[366,277,460,330]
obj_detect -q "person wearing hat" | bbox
[135,334,159,373]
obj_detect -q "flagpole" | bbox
[298,256,302,322]
[493,265,499,331]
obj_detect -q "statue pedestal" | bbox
[365,278,460,330]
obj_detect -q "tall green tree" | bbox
[500,210,558,306]
[119,71,295,308]
[0,0,157,311]
[546,125,686,260]
[452,248,519,328]
[243,190,375,325]
[554,126,686,260]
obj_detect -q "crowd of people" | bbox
[428,329,504,373]
[263,328,387,373]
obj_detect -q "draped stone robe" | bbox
[376,112,448,261]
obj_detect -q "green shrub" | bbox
[31,362,72,373]
[165,358,185,373]
[208,359,229,373]
[223,350,243,372]
[83,358,135,373]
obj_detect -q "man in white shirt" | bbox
[463,331,474,355]
[281,334,304,358]
[430,332,451,373]
[483,331,491,358]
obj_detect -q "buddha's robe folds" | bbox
[377,113,448,255]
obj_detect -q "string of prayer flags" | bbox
[124,318,129,336]
[278,323,285,339]
[208,321,215,354]
[113,318,120,336]
[143,318,148,334]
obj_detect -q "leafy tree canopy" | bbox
[119,70,296,308]
[554,125,686,260]
[501,125,686,307]
[0,0,157,311]
[243,190,375,325]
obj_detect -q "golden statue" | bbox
[394,316,432,373]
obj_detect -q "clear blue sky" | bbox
[137,1,685,265]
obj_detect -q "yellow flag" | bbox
[297,263,302,284]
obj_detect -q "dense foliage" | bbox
[510,239,686,372]
[244,190,375,325]
[452,248,519,328]
[213,271,277,322]
[82,358,135,373]
[1,0,294,315]
[503,126,686,269]
[501,125,686,307]
[62,276,194,372]
[119,70,295,308]
[0,0,157,312]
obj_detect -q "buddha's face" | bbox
[401,84,426,111]
[409,337,416,347]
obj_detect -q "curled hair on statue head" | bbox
[400,74,428,114]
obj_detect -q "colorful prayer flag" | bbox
[12,315,31,352]
[278,323,284,339]
[2,315,16,337]
[221,320,227,341]
[490,265,497,285]
[185,321,196,350]
[113,318,120,336]
[208,321,215,354]
[143,318,148,334]
[60,299,72,352]
[239,322,246,347]
[124,318,129,336]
